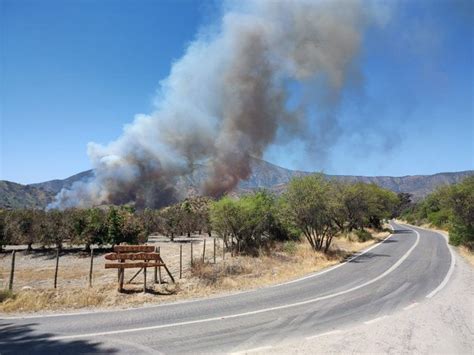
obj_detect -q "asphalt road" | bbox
[0,222,454,354]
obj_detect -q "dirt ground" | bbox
[0,230,390,314]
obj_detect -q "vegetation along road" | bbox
[1,220,469,354]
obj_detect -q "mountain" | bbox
[0,180,53,209]
[29,170,94,195]
[1,158,472,209]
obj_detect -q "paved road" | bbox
[0,222,454,354]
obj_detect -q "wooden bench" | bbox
[105,245,174,292]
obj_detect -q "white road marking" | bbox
[398,223,456,299]
[1,231,395,320]
[403,302,418,311]
[231,345,273,354]
[273,232,395,287]
[364,315,388,324]
[306,329,342,340]
[49,229,420,341]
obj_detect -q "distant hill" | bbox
[0,180,53,209]
[1,158,472,209]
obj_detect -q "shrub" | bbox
[282,240,297,255]
[355,229,372,242]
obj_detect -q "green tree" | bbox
[10,209,37,251]
[210,191,286,255]
[71,208,108,251]
[282,175,339,253]
[446,176,474,248]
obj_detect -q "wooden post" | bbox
[54,248,60,289]
[8,251,16,291]
[162,261,175,284]
[154,246,158,283]
[213,238,216,264]
[127,267,143,284]
[222,238,225,260]
[179,244,183,279]
[157,246,162,284]
[118,258,124,292]
[190,242,193,267]
[89,248,94,288]
[202,239,206,263]
[143,264,147,292]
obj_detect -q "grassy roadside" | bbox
[396,219,474,267]
[0,229,390,315]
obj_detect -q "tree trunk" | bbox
[27,243,33,252]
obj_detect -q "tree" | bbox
[106,207,145,246]
[39,210,73,250]
[210,191,286,255]
[159,205,182,241]
[0,210,8,251]
[445,176,474,248]
[282,174,339,253]
[395,192,412,217]
[9,209,37,251]
[180,200,198,237]
[71,208,108,251]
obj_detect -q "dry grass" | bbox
[0,231,390,315]
[458,246,474,267]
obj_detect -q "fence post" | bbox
[8,250,16,291]
[143,265,147,293]
[89,247,94,287]
[54,248,60,289]
[154,246,158,283]
[202,239,206,263]
[157,246,162,284]
[213,238,216,264]
[179,244,183,279]
[222,238,225,260]
[190,242,193,267]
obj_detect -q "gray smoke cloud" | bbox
[49,0,386,209]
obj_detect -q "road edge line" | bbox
[398,223,456,299]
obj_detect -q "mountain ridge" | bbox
[1,158,473,209]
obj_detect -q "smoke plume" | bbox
[50,0,383,209]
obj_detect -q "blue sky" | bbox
[1,0,473,184]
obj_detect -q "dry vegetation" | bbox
[0,229,389,314]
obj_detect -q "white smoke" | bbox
[50,0,387,209]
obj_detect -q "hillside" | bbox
[0,181,53,209]
[1,158,472,209]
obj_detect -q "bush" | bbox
[282,240,297,255]
[355,229,372,242]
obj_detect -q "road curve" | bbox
[0,221,454,354]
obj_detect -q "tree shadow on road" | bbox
[347,252,391,263]
[0,322,117,354]
[393,229,413,234]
